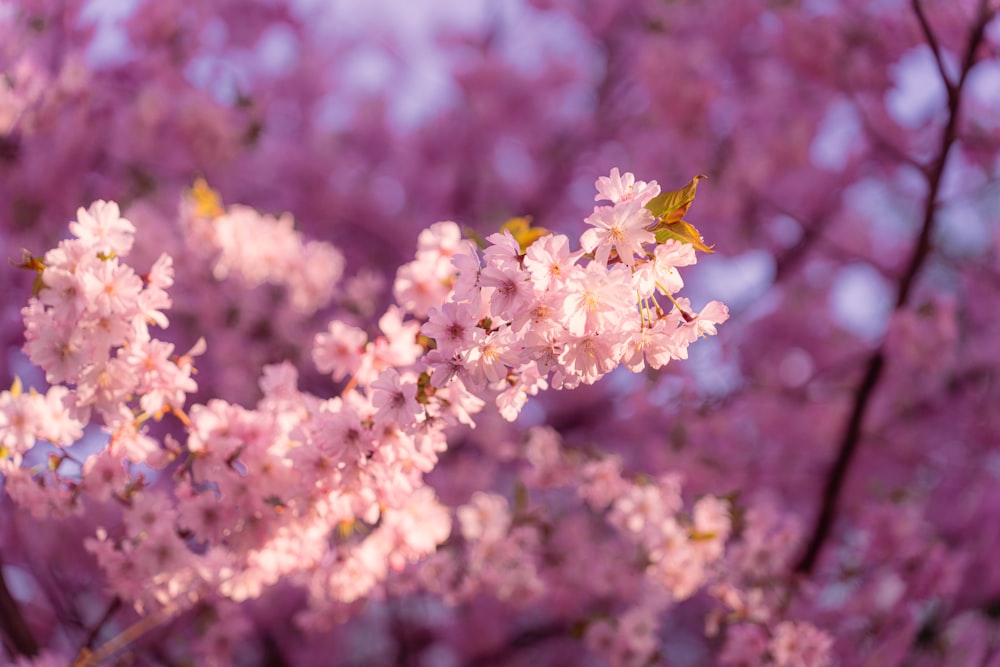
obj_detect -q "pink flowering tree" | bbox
[2,0,1000,665]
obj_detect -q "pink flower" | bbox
[81,451,130,502]
[581,198,655,267]
[462,327,517,388]
[0,387,40,457]
[692,495,732,560]
[478,261,532,321]
[482,229,523,269]
[38,266,87,324]
[496,361,548,422]
[312,321,367,381]
[305,398,372,462]
[631,239,696,297]
[560,262,635,336]
[424,348,469,388]
[450,240,483,302]
[622,312,684,372]
[430,377,484,427]
[522,233,581,291]
[458,491,511,542]
[422,300,480,356]
[81,258,144,317]
[594,168,661,205]
[677,299,730,344]
[36,386,83,446]
[579,455,629,511]
[769,621,833,667]
[105,406,160,464]
[610,484,668,535]
[75,358,138,418]
[616,606,660,659]
[21,304,88,384]
[388,509,447,571]
[518,321,568,377]
[121,338,197,415]
[374,306,423,368]
[146,253,175,290]
[416,220,463,261]
[370,368,422,428]
[69,200,136,255]
[339,269,386,318]
[558,330,626,384]
[392,255,453,318]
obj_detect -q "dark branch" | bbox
[794,351,885,573]
[795,0,995,574]
[0,556,39,658]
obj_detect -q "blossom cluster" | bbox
[396,168,729,421]
[2,170,742,662]
[180,180,345,314]
[5,201,200,515]
[397,424,741,667]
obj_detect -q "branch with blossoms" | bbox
[387,170,726,423]
[2,169,734,664]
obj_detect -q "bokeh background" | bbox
[2,0,1000,664]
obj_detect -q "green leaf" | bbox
[654,220,714,254]
[645,174,706,224]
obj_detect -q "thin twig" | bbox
[80,597,122,654]
[74,607,173,667]
[912,0,957,101]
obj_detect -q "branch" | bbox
[794,0,995,574]
[79,597,122,655]
[769,208,835,285]
[0,555,39,658]
[912,0,957,101]
[896,0,994,310]
[794,351,885,573]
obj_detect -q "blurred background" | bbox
[2,0,1000,664]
